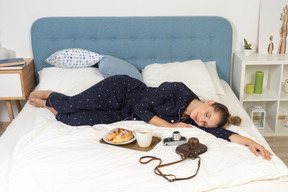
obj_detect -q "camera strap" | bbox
[139,155,201,182]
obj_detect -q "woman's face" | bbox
[190,101,221,128]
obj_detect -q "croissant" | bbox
[106,128,120,141]
[106,128,134,144]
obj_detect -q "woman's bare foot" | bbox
[29,97,58,116]
[29,98,46,108]
[29,90,53,100]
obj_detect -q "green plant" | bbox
[244,38,252,50]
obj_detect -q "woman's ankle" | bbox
[30,90,53,100]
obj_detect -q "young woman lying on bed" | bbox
[29,75,272,160]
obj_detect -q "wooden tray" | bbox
[99,136,162,152]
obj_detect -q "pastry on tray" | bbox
[106,128,134,144]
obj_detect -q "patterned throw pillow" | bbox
[45,48,104,68]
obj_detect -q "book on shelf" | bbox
[0,58,25,67]
[0,62,26,70]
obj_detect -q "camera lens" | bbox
[172,131,181,141]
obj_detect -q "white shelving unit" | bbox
[232,52,288,136]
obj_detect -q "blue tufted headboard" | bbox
[31,16,232,83]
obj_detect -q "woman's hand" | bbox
[247,140,273,160]
[229,134,273,160]
[148,116,192,128]
[169,122,193,128]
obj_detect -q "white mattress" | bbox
[0,81,287,192]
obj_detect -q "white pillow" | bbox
[45,48,104,68]
[38,67,104,96]
[142,60,218,98]
[204,61,226,95]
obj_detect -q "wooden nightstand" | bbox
[0,58,36,122]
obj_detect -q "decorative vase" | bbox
[0,48,8,59]
[254,71,264,94]
[244,49,251,56]
[245,83,254,94]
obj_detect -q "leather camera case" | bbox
[176,137,207,159]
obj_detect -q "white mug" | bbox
[134,127,153,147]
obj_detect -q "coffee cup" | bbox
[134,127,153,147]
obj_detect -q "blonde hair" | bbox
[211,102,242,128]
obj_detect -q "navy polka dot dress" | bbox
[183,118,236,141]
[46,75,236,141]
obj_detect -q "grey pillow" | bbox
[98,55,143,82]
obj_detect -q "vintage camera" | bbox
[176,137,207,159]
[163,131,187,146]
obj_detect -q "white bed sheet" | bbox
[0,81,287,192]
[0,103,37,192]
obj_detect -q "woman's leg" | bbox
[29,90,122,125]
[29,90,53,100]
[29,90,102,114]
[44,76,129,114]
[29,86,120,115]
[29,90,57,115]
[29,97,58,116]
[29,75,141,116]
[57,110,123,126]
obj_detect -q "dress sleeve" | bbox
[198,127,237,142]
[183,118,237,141]
[133,82,174,123]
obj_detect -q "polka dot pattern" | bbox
[45,48,104,68]
[46,74,236,141]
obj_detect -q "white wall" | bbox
[0,0,260,121]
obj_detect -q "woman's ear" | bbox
[205,100,215,105]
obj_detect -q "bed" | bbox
[0,16,288,192]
